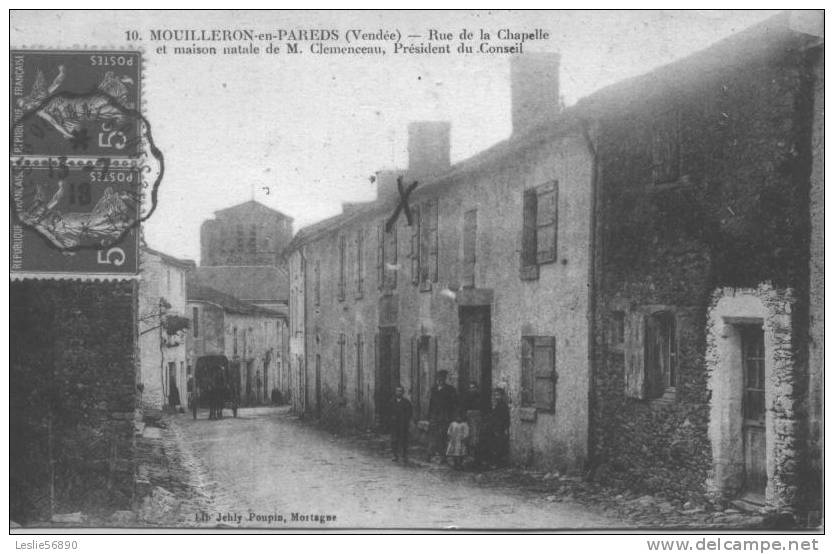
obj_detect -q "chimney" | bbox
[510,53,560,135]
[376,121,451,202]
[407,121,451,178]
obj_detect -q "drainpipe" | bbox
[580,118,601,477]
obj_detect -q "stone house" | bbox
[288,53,597,470]
[581,12,823,511]
[187,282,288,406]
[138,246,195,411]
[286,12,822,512]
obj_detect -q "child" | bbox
[446,411,470,470]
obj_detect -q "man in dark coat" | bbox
[390,386,412,462]
[427,370,457,461]
[485,387,510,466]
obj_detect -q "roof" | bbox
[214,200,293,221]
[142,246,196,270]
[187,282,284,318]
[286,11,821,251]
[575,11,822,117]
[191,265,289,302]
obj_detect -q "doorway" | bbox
[740,324,766,497]
[458,306,492,410]
[375,327,400,428]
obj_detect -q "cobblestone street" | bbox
[156,406,621,529]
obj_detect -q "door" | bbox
[375,328,399,428]
[741,324,766,496]
[458,306,492,410]
[167,362,177,407]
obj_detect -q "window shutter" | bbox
[521,190,539,280]
[339,333,346,395]
[386,223,397,289]
[463,209,477,288]
[536,182,557,264]
[625,311,647,399]
[410,336,418,399]
[377,223,384,290]
[410,205,420,285]
[374,333,381,425]
[533,336,557,412]
[521,337,534,407]
[429,201,439,283]
[356,230,364,295]
[391,330,400,389]
[356,333,363,402]
[429,335,438,387]
[338,235,346,301]
[314,260,321,306]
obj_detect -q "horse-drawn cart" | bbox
[192,355,240,420]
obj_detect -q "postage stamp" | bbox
[10,164,141,274]
[10,49,160,277]
[11,50,143,158]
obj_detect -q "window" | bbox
[521,336,557,412]
[521,181,558,280]
[355,229,364,296]
[338,333,346,396]
[314,260,321,306]
[625,310,678,400]
[233,327,238,356]
[609,311,625,348]
[378,220,397,290]
[338,235,346,301]
[410,205,421,285]
[652,109,681,184]
[248,225,257,254]
[419,201,438,290]
[192,307,199,338]
[236,224,244,250]
[463,209,477,288]
[355,333,364,402]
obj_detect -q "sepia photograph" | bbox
[8,8,825,538]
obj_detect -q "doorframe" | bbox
[458,304,493,411]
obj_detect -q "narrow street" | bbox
[164,406,622,529]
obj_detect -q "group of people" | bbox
[390,370,510,469]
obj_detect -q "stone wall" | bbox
[10,280,138,524]
[590,39,816,505]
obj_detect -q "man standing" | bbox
[391,386,412,463]
[427,370,457,461]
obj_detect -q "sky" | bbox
[10,10,779,263]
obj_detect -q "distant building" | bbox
[190,265,289,313]
[200,200,293,267]
[138,246,196,411]
[187,282,289,406]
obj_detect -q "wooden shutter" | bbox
[410,205,420,285]
[625,311,647,399]
[338,235,346,301]
[391,330,400,389]
[463,209,477,288]
[536,181,558,264]
[355,333,363,402]
[377,222,384,290]
[356,230,364,295]
[521,337,534,407]
[419,202,431,289]
[374,333,380,425]
[429,201,439,282]
[314,260,320,306]
[533,336,557,412]
[521,189,538,279]
[386,223,397,289]
[338,333,346,395]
